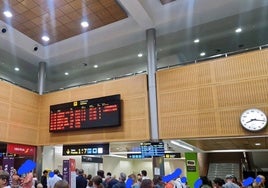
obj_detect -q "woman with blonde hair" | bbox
[253,175,266,188]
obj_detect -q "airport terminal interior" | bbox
[1,0,268,187]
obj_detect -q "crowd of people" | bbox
[0,169,38,188]
[0,168,266,188]
[197,174,266,188]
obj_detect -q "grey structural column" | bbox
[35,62,46,177]
[37,62,46,178]
[146,28,165,177]
[146,28,159,140]
[38,61,46,95]
[36,146,43,180]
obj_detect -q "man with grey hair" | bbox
[112,172,126,188]
[223,175,240,188]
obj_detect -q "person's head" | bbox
[43,170,48,175]
[119,172,126,182]
[106,172,111,177]
[54,180,69,188]
[37,183,44,188]
[0,170,10,187]
[78,169,84,175]
[54,169,60,175]
[213,177,225,188]
[97,170,105,178]
[92,176,103,188]
[141,170,147,177]
[88,179,93,187]
[200,176,212,187]
[11,169,17,175]
[128,173,137,184]
[225,174,234,182]
[256,175,266,184]
[140,179,153,188]
[253,175,265,187]
[137,173,142,182]
[87,174,92,180]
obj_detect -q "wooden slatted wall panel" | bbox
[38,75,149,145]
[0,81,39,144]
[157,49,268,139]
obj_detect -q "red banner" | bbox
[7,143,36,156]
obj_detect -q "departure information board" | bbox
[140,142,165,158]
[127,153,181,159]
[49,94,121,132]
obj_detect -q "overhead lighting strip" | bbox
[171,140,194,151]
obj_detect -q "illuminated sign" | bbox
[127,153,181,159]
[50,94,121,132]
[140,142,165,158]
[7,144,36,156]
[81,156,103,163]
[62,144,109,156]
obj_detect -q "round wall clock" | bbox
[240,108,267,131]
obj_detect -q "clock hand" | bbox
[253,119,265,122]
[246,119,265,123]
[246,119,255,123]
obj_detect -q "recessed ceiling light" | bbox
[3,11,12,18]
[64,72,69,76]
[42,36,50,42]
[235,28,242,33]
[255,143,261,146]
[138,53,143,57]
[194,39,200,43]
[14,67,20,71]
[200,52,206,56]
[81,21,89,28]
[93,65,98,68]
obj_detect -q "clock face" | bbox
[240,109,267,131]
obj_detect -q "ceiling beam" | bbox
[118,0,154,29]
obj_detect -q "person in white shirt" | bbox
[47,169,62,188]
[141,170,150,180]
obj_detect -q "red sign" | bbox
[7,144,36,156]
[69,158,76,172]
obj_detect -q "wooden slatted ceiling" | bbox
[0,0,127,45]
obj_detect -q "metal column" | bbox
[146,28,159,140]
[38,61,46,95]
[146,28,165,177]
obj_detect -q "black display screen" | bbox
[140,142,165,158]
[49,94,121,132]
[127,153,181,159]
[62,143,110,156]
